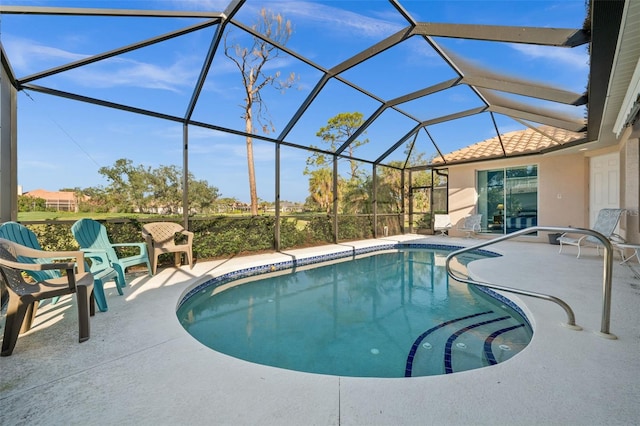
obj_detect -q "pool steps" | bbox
[406,311,529,376]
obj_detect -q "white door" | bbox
[590,153,620,227]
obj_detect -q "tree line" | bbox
[19,111,437,216]
[20,158,221,215]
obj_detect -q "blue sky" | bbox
[0,0,589,203]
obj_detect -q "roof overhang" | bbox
[592,0,640,147]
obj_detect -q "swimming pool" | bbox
[177,247,532,378]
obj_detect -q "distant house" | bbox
[279,202,304,213]
[264,202,304,213]
[23,189,82,212]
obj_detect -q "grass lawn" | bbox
[17,211,325,223]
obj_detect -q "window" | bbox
[477,165,538,234]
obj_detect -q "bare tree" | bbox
[224,8,297,215]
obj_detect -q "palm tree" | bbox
[308,168,333,213]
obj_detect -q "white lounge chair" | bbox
[558,208,625,258]
[457,214,482,238]
[615,242,640,279]
[433,214,453,236]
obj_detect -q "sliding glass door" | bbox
[477,165,538,234]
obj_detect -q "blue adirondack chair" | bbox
[0,221,121,312]
[71,218,152,287]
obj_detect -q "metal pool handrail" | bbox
[445,226,616,339]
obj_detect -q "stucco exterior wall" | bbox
[621,136,639,243]
[587,132,640,248]
[446,153,588,242]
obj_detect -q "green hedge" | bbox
[19,214,403,268]
[29,222,77,251]
[191,216,275,258]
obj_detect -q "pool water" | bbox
[177,249,532,378]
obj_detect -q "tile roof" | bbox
[432,126,585,165]
[24,189,77,201]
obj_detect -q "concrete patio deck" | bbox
[1,234,639,425]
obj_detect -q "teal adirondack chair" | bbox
[71,218,152,287]
[0,221,120,312]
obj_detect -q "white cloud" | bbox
[67,56,200,92]
[275,1,405,39]
[4,34,201,91]
[166,0,405,38]
[3,35,88,73]
[510,43,589,70]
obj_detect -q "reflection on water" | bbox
[178,249,531,377]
